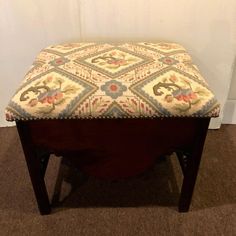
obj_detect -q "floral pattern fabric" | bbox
[5,42,220,121]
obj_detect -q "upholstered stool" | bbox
[6,42,220,214]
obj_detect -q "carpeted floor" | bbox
[0,125,235,235]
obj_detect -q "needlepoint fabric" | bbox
[5,42,220,121]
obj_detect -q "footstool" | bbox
[5,42,220,214]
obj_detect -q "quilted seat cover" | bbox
[5,42,220,121]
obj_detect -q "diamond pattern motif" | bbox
[76,47,153,78]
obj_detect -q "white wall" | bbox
[228,69,236,100]
[222,60,236,124]
[1,0,236,127]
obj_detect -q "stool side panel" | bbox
[17,118,207,179]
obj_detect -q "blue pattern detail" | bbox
[8,101,35,119]
[192,98,218,116]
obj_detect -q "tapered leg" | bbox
[17,121,51,215]
[178,118,210,212]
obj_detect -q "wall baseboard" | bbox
[222,99,236,124]
[0,120,15,127]
[209,117,222,129]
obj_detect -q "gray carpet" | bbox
[0,125,235,235]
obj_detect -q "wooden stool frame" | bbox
[17,117,210,215]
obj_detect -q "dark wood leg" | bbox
[178,118,210,212]
[16,121,51,215]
